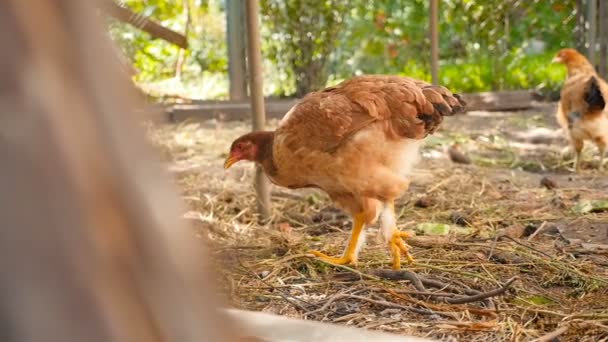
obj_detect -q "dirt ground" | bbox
[150,102,608,342]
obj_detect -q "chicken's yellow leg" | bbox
[598,142,606,171]
[573,140,584,173]
[387,201,414,270]
[309,212,366,265]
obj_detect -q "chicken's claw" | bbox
[308,212,366,267]
[309,250,356,266]
[389,230,414,270]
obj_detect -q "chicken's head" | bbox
[224,131,273,169]
[552,48,585,65]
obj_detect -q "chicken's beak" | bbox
[552,56,562,64]
[224,155,238,169]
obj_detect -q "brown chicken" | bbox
[553,48,608,171]
[224,75,465,269]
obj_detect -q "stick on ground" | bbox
[445,277,517,304]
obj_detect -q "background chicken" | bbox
[553,48,608,171]
[224,75,465,269]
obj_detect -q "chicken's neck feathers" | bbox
[256,131,278,176]
[567,61,596,77]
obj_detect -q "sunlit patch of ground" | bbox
[149,103,608,341]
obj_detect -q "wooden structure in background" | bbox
[226,0,248,100]
[245,0,271,219]
[101,0,188,49]
[166,90,540,122]
[599,0,608,77]
[587,0,598,66]
[429,0,439,85]
[577,0,608,78]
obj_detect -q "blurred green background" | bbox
[108,0,578,100]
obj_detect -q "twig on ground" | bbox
[236,256,311,312]
[304,289,353,317]
[416,263,496,282]
[487,233,500,261]
[370,269,426,291]
[446,277,517,304]
[257,253,309,280]
[383,288,497,319]
[316,259,383,282]
[420,276,481,296]
[563,312,608,321]
[340,294,439,316]
[375,288,454,297]
[527,221,548,241]
[530,325,568,342]
[366,269,501,301]
[426,175,456,194]
[382,288,460,319]
[499,235,554,259]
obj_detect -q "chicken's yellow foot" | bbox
[385,201,414,269]
[309,250,354,265]
[309,212,366,266]
[389,230,414,270]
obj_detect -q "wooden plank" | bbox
[460,90,536,112]
[165,91,537,122]
[167,99,297,122]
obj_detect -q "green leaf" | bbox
[513,295,555,306]
[572,199,608,214]
[307,194,321,205]
[415,223,451,236]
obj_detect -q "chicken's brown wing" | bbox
[277,75,465,152]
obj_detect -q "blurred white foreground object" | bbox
[227,309,435,342]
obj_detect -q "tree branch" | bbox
[101,0,188,49]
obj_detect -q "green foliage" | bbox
[438,0,577,91]
[108,0,228,99]
[108,0,185,82]
[108,0,577,99]
[260,0,349,96]
[319,0,575,96]
[572,199,608,215]
[333,0,430,76]
[396,52,566,94]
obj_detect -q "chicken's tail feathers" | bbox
[584,76,606,112]
[422,85,467,117]
[452,93,467,114]
[415,85,466,135]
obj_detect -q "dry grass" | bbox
[148,104,608,341]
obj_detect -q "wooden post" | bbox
[575,0,586,53]
[599,0,608,77]
[587,0,598,67]
[245,0,271,219]
[430,0,439,85]
[227,0,248,100]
